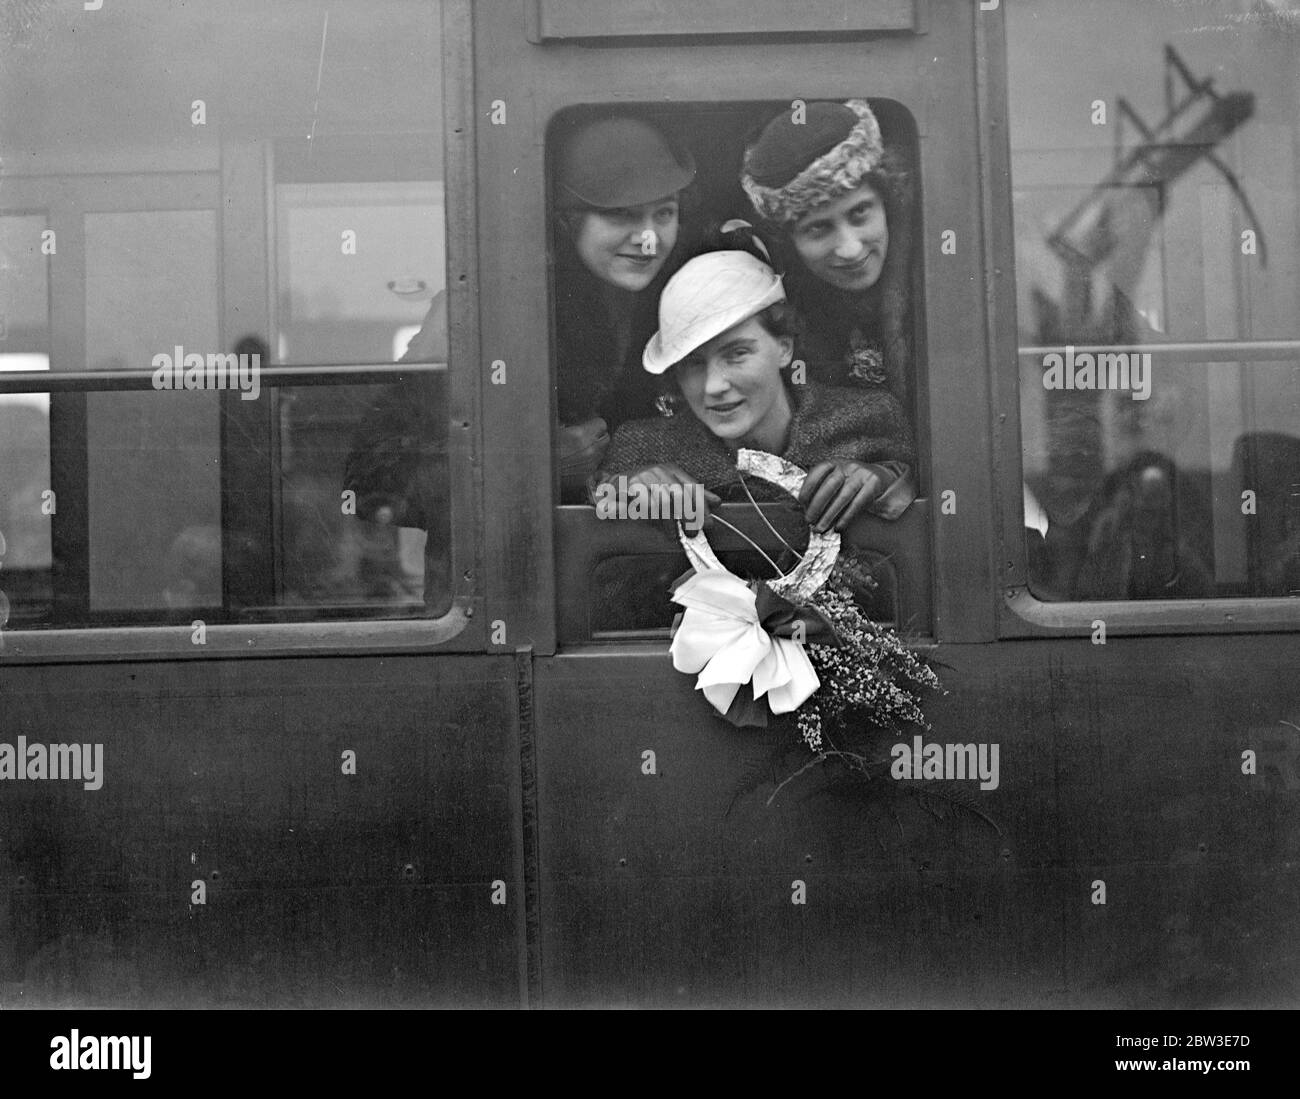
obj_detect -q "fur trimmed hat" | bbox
[741,100,884,226]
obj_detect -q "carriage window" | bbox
[1007,0,1300,601]
[546,100,925,637]
[0,0,453,628]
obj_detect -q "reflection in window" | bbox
[295,376,447,613]
[0,0,452,627]
[1007,0,1300,600]
[275,180,445,368]
[265,9,450,620]
[84,209,222,613]
[274,169,450,617]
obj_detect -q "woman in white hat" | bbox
[597,250,915,532]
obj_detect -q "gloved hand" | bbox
[559,415,611,495]
[799,459,885,532]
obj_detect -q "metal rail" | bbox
[0,361,446,394]
[1018,339,1300,362]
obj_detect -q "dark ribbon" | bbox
[753,583,843,646]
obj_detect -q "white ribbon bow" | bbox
[670,568,820,719]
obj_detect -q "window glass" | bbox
[84,210,222,613]
[275,180,445,368]
[0,0,452,628]
[1007,0,1300,600]
[282,376,446,614]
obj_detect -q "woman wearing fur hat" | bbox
[598,250,916,530]
[738,99,915,406]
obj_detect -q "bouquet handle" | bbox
[676,449,841,603]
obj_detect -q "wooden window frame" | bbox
[978,8,1300,638]
[0,0,485,662]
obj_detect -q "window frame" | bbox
[525,0,929,42]
[0,0,484,662]
[542,95,935,648]
[981,6,1300,639]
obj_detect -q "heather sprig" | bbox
[792,565,940,757]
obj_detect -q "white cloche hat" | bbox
[642,250,785,375]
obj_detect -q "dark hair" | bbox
[859,147,910,228]
[753,300,801,342]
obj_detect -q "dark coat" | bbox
[590,380,916,632]
[599,379,916,512]
[553,268,668,433]
[343,373,446,530]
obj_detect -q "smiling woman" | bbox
[549,112,698,498]
[740,100,916,403]
[675,317,795,457]
[789,185,890,294]
[599,250,917,531]
[588,249,916,635]
[557,99,926,635]
[571,199,682,293]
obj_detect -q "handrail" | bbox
[0,361,446,394]
[1017,339,1300,362]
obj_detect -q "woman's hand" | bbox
[558,416,610,493]
[798,459,884,533]
[618,463,720,532]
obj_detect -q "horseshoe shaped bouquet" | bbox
[668,449,940,779]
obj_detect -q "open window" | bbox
[545,100,930,643]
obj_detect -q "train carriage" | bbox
[0,0,1297,1008]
